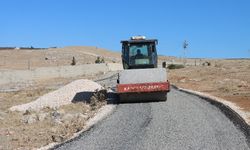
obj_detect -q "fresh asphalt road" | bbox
[56,88,249,150]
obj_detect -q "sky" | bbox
[0,0,250,58]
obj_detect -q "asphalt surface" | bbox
[56,87,249,150]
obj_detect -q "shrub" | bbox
[162,62,166,68]
[167,64,185,69]
[71,56,76,65]
[95,56,105,64]
[95,56,101,64]
[90,89,107,110]
[202,61,211,66]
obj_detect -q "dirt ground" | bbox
[168,59,250,121]
[0,74,106,150]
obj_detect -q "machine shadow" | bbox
[72,91,93,103]
[72,91,119,105]
[72,91,164,105]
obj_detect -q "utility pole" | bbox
[183,40,188,65]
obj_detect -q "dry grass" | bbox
[168,59,250,112]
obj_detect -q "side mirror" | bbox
[152,46,155,52]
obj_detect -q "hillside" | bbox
[0,46,121,70]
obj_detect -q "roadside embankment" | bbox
[0,63,123,85]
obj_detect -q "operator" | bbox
[135,49,143,58]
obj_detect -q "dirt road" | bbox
[55,74,249,150]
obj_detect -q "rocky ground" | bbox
[168,59,250,122]
[0,72,112,149]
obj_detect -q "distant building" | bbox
[0,47,15,50]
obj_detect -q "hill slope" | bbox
[0,46,121,70]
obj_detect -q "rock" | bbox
[37,113,49,121]
[51,135,64,142]
[61,113,74,124]
[23,109,32,115]
[0,111,7,119]
[180,79,186,83]
[51,111,61,120]
[58,109,65,115]
[240,81,248,87]
[189,78,200,82]
[76,113,88,120]
[52,119,63,126]
[51,111,63,125]
[21,114,37,124]
[61,113,88,124]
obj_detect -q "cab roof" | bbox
[121,39,158,44]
